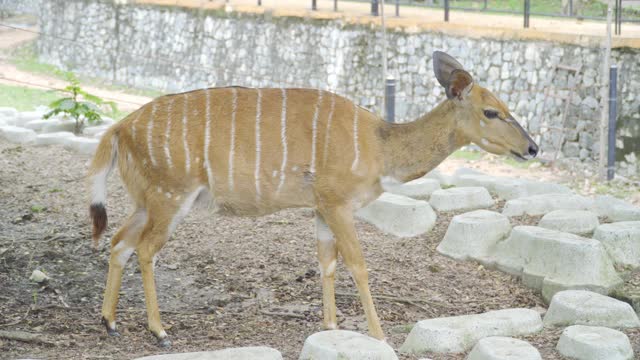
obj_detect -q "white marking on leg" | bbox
[481,138,490,146]
[204,90,214,190]
[316,215,335,242]
[322,93,336,167]
[272,170,278,178]
[113,241,135,267]
[147,103,157,167]
[310,90,323,174]
[228,88,238,192]
[255,89,262,201]
[157,186,162,193]
[108,321,116,330]
[350,104,360,171]
[169,187,204,234]
[480,120,487,128]
[164,98,174,169]
[277,89,288,196]
[182,93,191,174]
[326,322,337,330]
[165,192,172,199]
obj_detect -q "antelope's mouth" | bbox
[510,150,531,161]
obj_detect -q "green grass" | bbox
[451,149,484,161]
[593,182,639,199]
[0,84,58,111]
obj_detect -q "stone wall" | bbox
[3,0,640,171]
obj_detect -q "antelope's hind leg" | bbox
[315,212,338,330]
[101,208,147,336]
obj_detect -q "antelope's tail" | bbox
[88,126,119,248]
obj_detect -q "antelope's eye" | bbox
[483,110,499,119]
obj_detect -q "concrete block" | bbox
[24,119,54,132]
[557,325,634,360]
[15,111,45,126]
[502,194,594,217]
[538,210,600,236]
[83,124,111,137]
[486,226,621,302]
[595,195,640,222]
[299,330,397,360]
[423,169,453,187]
[34,132,76,146]
[42,119,76,133]
[356,193,437,238]
[0,107,18,118]
[437,210,511,261]
[544,290,640,328]
[0,125,37,144]
[593,221,640,268]
[383,178,441,199]
[430,187,494,212]
[63,137,99,155]
[467,337,542,360]
[133,347,283,360]
[400,308,542,355]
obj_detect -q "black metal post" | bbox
[385,77,396,123]
[524,0,530,28]
[615,0,622,35]
[396,0,400,16]
[483,0,488,10]
[371,0,379,16]
[607,65,618,181]
[569,0,573,16]
[312,0,317,10]
[444,0,450,22]
[334,0,338,11]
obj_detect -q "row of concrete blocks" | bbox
[132,290,638,360]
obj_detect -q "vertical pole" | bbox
[483,0,488,10]
[312,0,317,10]
[607,64,618,181]
[600,4,613,179]
[616,0,622,35]
[334,0,338,11]
[371,0,379,16]
[524,0,530,28]
[444,0,450,22]
[396,0,399,17]
[385,77,395,123]
[569,0,573,16]
[380,0,388,116]
[258,0,261,6]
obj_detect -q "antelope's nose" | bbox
[528,143,539,158]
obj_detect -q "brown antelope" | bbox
[88,51,537,346]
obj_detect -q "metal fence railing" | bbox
[255,0,639,34]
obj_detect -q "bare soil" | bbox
[1,138,639,359]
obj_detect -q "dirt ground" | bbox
[1,137,639,360]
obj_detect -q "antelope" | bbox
[89,51,538,346]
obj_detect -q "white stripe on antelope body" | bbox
[89,52,539,346]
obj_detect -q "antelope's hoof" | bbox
[157,337,172,348]
[101,317,120,337]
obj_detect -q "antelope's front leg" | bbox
[319,205,385,340]
[315,212,338,330]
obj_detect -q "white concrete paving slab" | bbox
[538,210,600,236]
[0,107,18,118]
[133,347,283,360]
[423,169,453,187]
[437,210,511,261]
[383,177,441,199]
[466,337,542,360]
[34,132,76,146]
[299,330,397,360]
[485,226,622,302]
[502,194,595,217]
[429,187,494,212]
[0,125,37,144]
[595,195,640,222]
[400,308,542,355]
[593,221,640,268]
[42,119,76,133]
[83,124,112,137]
[356,193,437,237]
[556,325,634,360]
[544,290,640,328]
[16,111,45,126]
[63,137,99,155]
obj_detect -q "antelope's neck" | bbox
[379,101,469,182]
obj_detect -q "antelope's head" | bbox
[433,51,539,160]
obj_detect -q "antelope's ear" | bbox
[433,51,474,100]
[448,69,474,100]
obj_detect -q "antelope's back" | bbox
[117,87,384,215]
